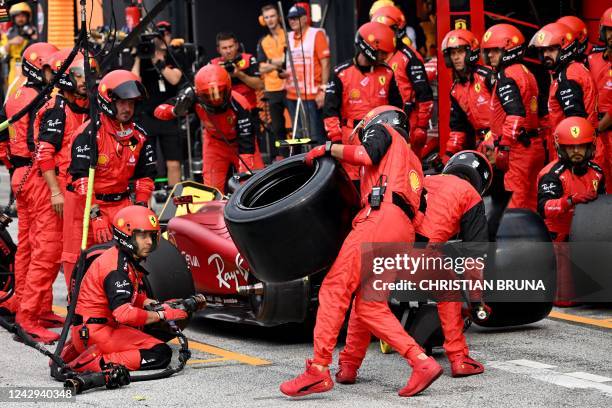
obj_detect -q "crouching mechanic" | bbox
[280,106,443,398]
[537,117,604,305]
[62,206,188,372]
[335,150,491,383]
[154,64,263,193]
[63,70,156,288]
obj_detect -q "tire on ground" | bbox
[224,154,360,283]
[473,209,555,327]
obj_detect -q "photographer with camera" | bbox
[257,4,287,160]
[131,21,184,188]
[0,2,38,91]
[211,32,263,107]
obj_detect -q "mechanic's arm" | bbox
[104,269,163,326]
[0,107,10,168]
[37,106,67,215]
[555,78,588,119]
[446,93,469,159]
[388,73,404,109]
[322,69,344,142]
[257,39,278,74]
[68,126,94,196]
[131,56,141,78]
[537,171,570,219]
[131,137,157,206]
[324,124,392,166]
[234,56,263,90]
[459,200,489,242]
[154,50,182,86]
[598,112,612,133]
[235,105,260,173]
[406,55,434,129]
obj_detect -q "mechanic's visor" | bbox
[197,84,230,107]
[110,80,147,101]
[133,229,160,253]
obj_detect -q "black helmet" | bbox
[352,105,409,143]
[442,150,493,195]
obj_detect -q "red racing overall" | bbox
[323,60,402,180]
[62,115,156,286]
[314,123,425,366]
[388,44,434,157]
[195,91,263,193]
[70,246,167,371]
[491,63,545,210]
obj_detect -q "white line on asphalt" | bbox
[488,360,612,396]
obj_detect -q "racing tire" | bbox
[224,154,360,283]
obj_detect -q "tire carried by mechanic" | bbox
[224,154,360,283]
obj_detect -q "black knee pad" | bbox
[139,343,172,370]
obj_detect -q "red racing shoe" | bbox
[19,322,60,344]
[449,353,484,377]
[335,361,359,384]
[280,359,334,397]
[39,311,66,328]
[398,356,443,397]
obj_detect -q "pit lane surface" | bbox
[1,168,611,407]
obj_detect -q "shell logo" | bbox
[98,154,109,165]
[149,215,158,228]
[378,76,386,86]
[483,31,492,42]
[570,126,580,138]
[565,33,573,41]
[29,52,37,62]
[537,32,546,44]
[409,170,421,192]
[368,34,376,43]
[349,88,360,100]
[117,218,125,228]
[529,96,538,113]
[100,84,107,93]
[512,36,520,44]
[475,83,481,93]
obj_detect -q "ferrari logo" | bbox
[570,126,580,138]
[237,59,246,68]
[368,34,375,42]
[565,32,573,41]
[29,52,37,62]
[512,36,520,44]
[409,170,421,193]
[149,215,158,228]
[537,32,546,44]
[454,19,467,30]
[391,62,398,71]
[378,76,386,86]
[227,116,234,125]
[117,218,125,228]
[475,83,481,93]
[484,31,492,42]
[101,84,107,93]
[449,36,457,44]
[593,179,599,191]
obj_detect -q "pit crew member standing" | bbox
[0,42,58,343]
[280,106,443,398]
[323,21,404,182]
[335,150,491,384]
[62,206,187,373]
[370,5,434,157]
[482,24,545,211]
[440,29,494,161]
[62,70,156,288]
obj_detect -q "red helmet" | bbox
[481,24,525,67]
[600,7,612,42]
[441,29,480,68]
[529,23,576,69]
[554,116,595,162]
[47,49,98,94]
[97,70,146,119]
[370,5,406,33]
[443,150,493,195]
[194,64,232,111]
[557,16,588,55]
[352,105,408,143]
[22,42,59,85]
[355,21,396,63]
[112,205,160,258]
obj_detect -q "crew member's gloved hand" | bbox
[92,215,113,243]
[571,190,598,205]
[154,104,176,120]
[495,145,510,172]
[411,127,427,150]
[161,303,188,321]
[304,145,327,166]
[557,195,574,213]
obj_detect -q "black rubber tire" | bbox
[473,209,554,327]
[0,229,16,301]
[141,239,196,342]
[224,154,360,283]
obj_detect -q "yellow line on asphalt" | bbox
[53,304,271,366]
[187,357,229,365]
[548,311,612,329]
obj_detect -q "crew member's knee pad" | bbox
[139,343,172,370]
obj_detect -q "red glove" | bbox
[161,304,188,321]
[495,146,510,172]
[411,127,427,150]
[154,104,176,121]
[91,215,113,244]
[571,190,598,205]
[304,145,327,166]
